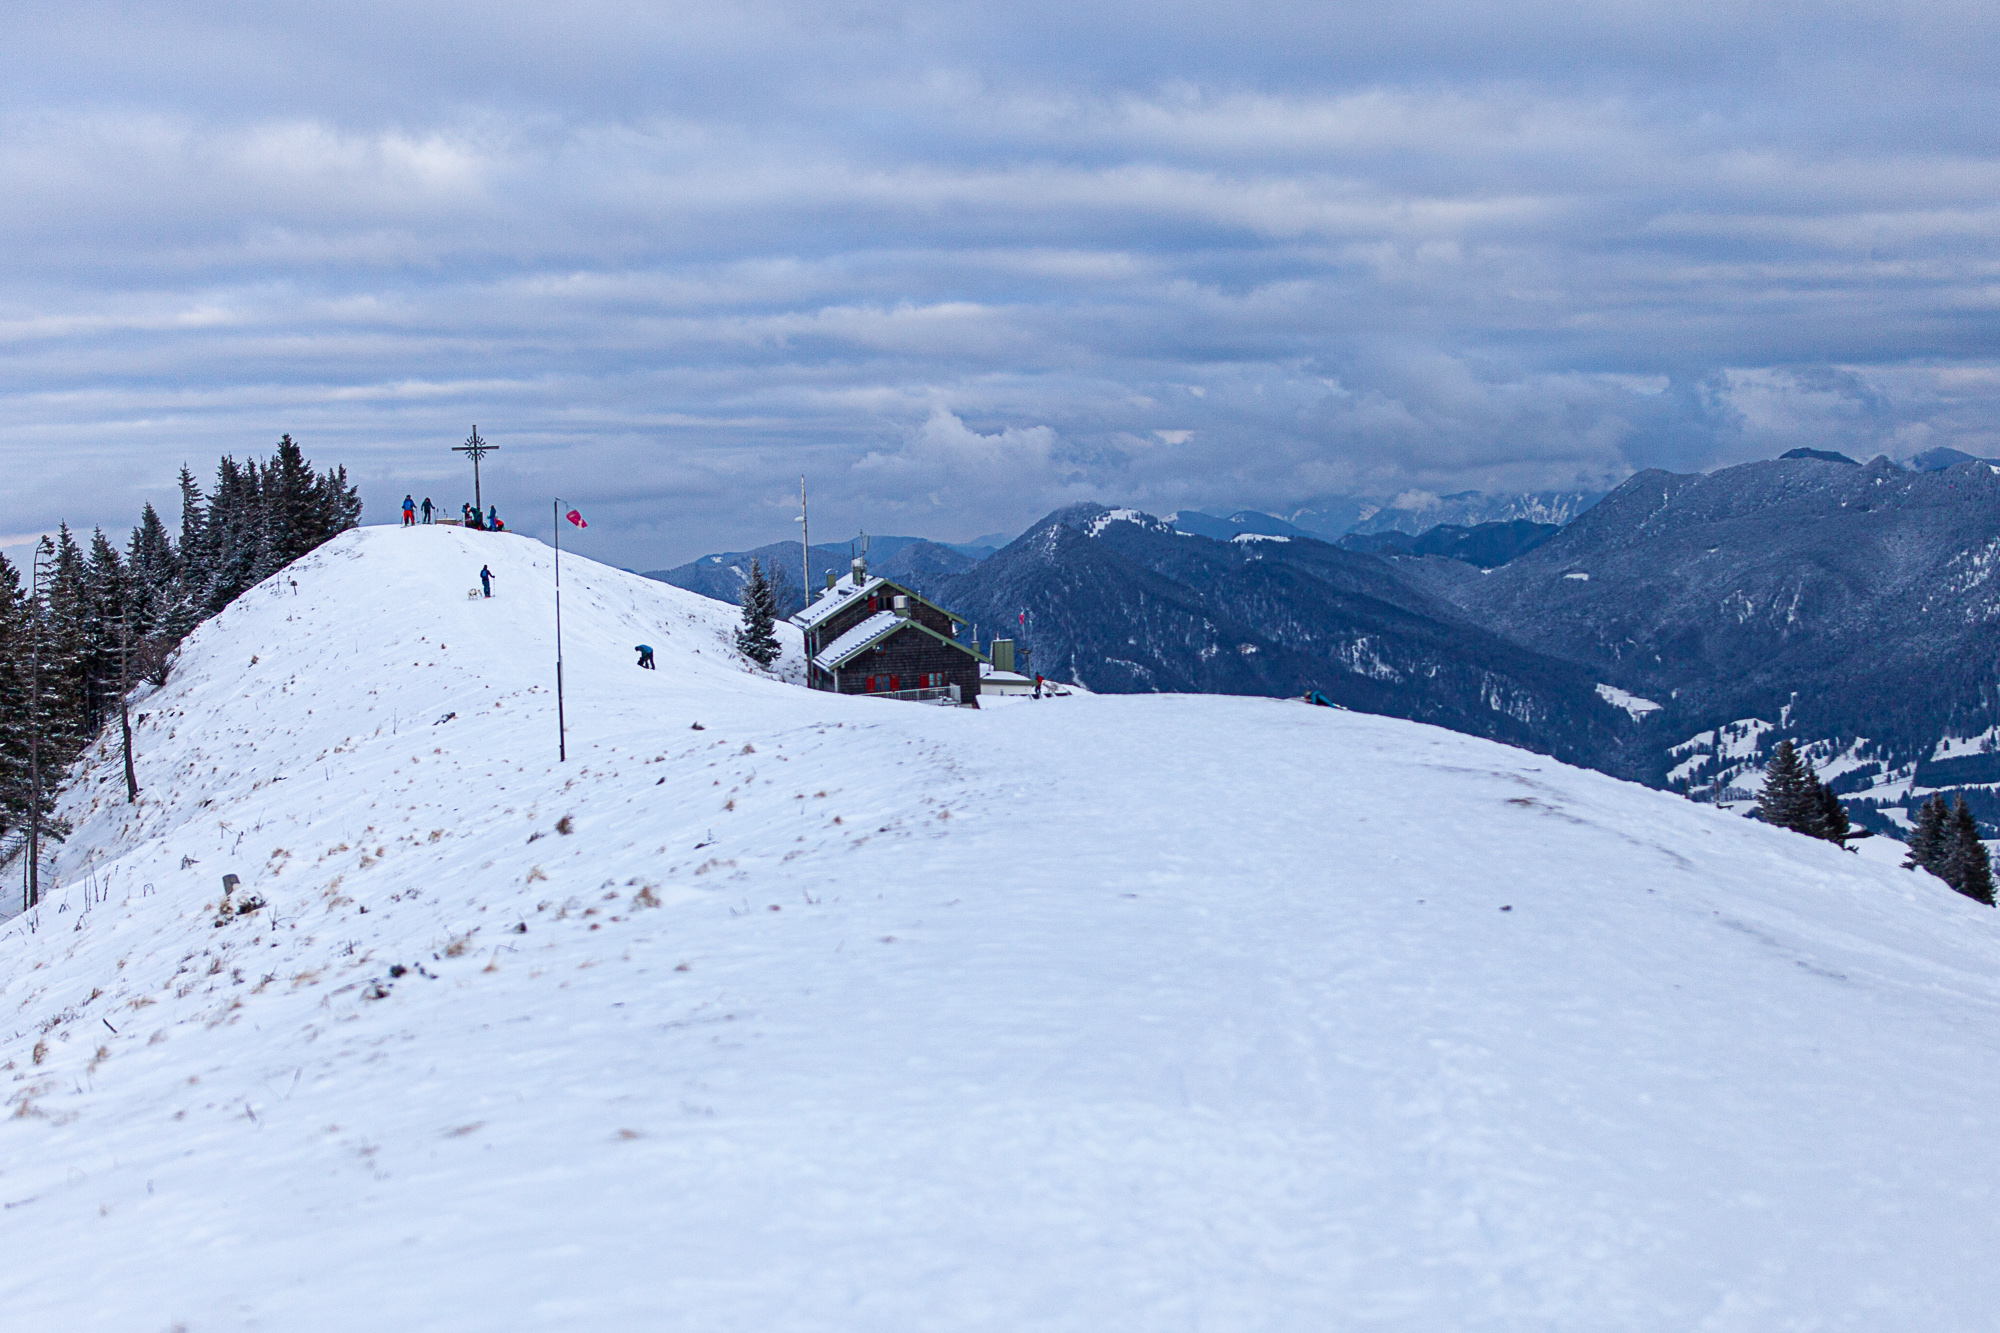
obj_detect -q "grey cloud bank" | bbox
[2,1,1997,566]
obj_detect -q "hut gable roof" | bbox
[790,572,967,633]
[791,573,887,630]
[813,610,987,672]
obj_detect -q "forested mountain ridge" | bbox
[1403,454,2000,780]
[934,505,1639,771]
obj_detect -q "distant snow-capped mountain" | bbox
[1339,489,1606,537]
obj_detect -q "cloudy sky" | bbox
[3,1,1998,567]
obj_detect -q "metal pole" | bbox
[553,498,566,763]
[800,475,810,614]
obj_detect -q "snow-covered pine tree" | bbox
[735,559,782,667]
[126,502,178,642]
[1757,740,1815,832]
[0,553,32,838]
[82,528,131,730]
[1903,794,1950,872]
[168,466,210,643]
[1940,798,1996,905]
[12,535,78,876]
[41,525,95,745]
[1811,779,1851,846]
[253,436,314,582]
[202,455,264,615]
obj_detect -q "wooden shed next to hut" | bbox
[791,556,985,703]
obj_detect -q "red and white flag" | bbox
[566,509,587,528]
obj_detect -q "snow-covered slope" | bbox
[6,525,2000,1330]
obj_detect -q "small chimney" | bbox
[893,595,909,617]
[992,638,1015,673]
[851,555,867,583]
[826,570,836,590]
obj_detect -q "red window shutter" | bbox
[890,675,900,691]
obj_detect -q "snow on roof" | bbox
[812,609,908,670]
[791,574,886,629]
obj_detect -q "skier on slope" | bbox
[401,494,416,527]
[635,644,656,669]
[479,565,494,598]
[421,497,434,524]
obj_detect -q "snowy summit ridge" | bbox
[5,524,2000,1328]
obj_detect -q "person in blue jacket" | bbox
[635,644,655,669]
[479,565,494,598]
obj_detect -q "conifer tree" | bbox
[0,553,32,838]
[1811,779,1850,846]
[126,503,178,641]
[82,528,130,728]
[203,455,263,614]
[167,467,209,642]
[1904,794,1951,873]
[735,558,782,666]
[1941,798,1996,905]
[1757,740,1815,832]
[41,525,93,744]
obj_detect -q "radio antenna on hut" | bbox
[795,476,810,608]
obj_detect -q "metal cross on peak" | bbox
[453,426,498,515]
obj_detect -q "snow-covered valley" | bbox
[5,525,2000,1330]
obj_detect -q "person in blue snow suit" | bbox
[401,494,416,526]
[479,565,494,598]
[635,644,655,669]
[421,496,434,523]
[488,504,501,531]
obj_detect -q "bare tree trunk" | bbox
[120,697,137,803]
[118,619,138,803]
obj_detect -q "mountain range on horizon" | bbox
[648,446,2000,844]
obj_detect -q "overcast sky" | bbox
[3,1,1997,567]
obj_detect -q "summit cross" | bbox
[453,427,498,516]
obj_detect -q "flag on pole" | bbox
[1018,610,1026,626]
[566,509,587,528]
